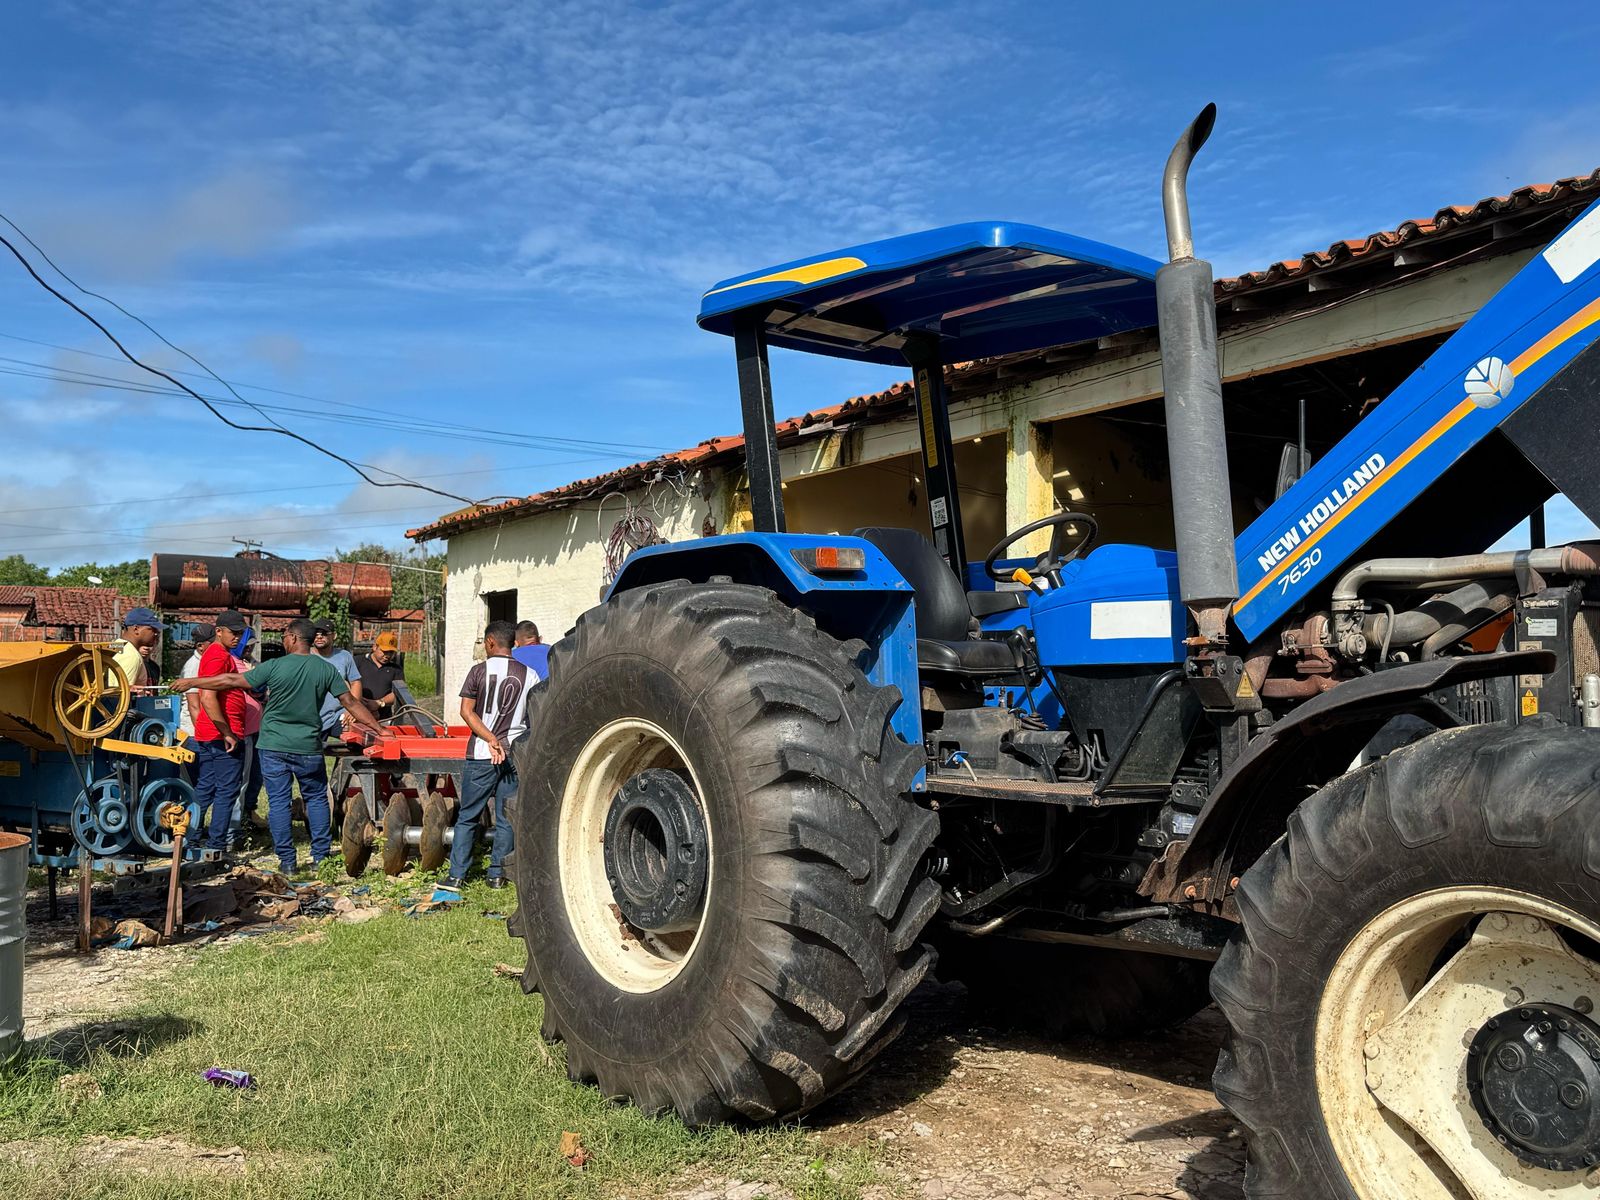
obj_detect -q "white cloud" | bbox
[117,1,998,299]
[16,168,297,282]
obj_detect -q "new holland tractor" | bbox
[509,105,1600,1197]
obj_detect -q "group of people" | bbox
[164,611,549,890]
[169,616,393,874]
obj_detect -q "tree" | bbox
[52,560,149,599]
[0,555,146,596]
[333,543,444,613]
[0,555,50,585]
[308,566,355,647]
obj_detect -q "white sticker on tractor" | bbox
[1544,202,1600,283]
[1090,600,1172,640]
[929,496,948,527]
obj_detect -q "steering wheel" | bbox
[983,511,1099,587]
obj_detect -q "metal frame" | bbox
[903,335,966,573]
[733,313,786,533]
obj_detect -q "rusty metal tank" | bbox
[148,556,392,616]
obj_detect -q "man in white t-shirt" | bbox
[433,619,532,902]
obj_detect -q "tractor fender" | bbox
[608,533,922,745]
[1141,648,1556,908]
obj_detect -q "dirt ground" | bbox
[810,984,1244,1200]
[18,879,1244,1200]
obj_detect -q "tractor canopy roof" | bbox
[697,222,1161,365]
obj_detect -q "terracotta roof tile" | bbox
[0,586,123,632]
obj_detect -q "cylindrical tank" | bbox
[0,831,25,1064]
[148,556,392,617]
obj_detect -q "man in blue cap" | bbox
[114,607,165,688]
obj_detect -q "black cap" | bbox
[192,623,215,642]
[215,610,248,633]
[312,619,334,635]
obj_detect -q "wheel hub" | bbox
[1467,1003,1600,1171]
[603,768,707,934]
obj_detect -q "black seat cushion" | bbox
[854,526,1024,679]
[915,637,1019,674]
[852,526,973,642]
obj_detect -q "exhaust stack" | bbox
[1156,103,1237,647]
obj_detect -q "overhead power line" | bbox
[5,512,456,559]
[0,457,608,519]
[0,352,673,458]
[0,497,449,542]
[0,211,529,508]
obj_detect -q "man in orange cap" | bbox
[356,630,404,722]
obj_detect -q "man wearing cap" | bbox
[175,618,386,874]
[312,621,363,739]
[190,610,253,853]
[356,632,404,722]
[113,608,165,688]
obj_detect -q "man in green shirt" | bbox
[175,618,384,873]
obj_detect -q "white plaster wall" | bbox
[439,476,717,719]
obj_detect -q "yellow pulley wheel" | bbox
[53,647,131,740]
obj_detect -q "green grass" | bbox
[402,656,437,698]
[0,882,875,1200]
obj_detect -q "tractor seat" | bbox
[852,527,1021,675]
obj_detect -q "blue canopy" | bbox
[697,222,1161,366]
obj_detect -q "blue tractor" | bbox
[511,107,1600,1196]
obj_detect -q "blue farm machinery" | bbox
[0,642,205,943]
[502,104,1600,1198]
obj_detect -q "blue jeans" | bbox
[448,759,516,882]
[193,738,246,852]
[225,735,262,850]
[259,749,330,872]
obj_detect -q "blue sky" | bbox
[2,1,1599,567]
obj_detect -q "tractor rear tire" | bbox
[509,580,938,1124]
[941,936,1212,1037]
[1212,720,1600,1199]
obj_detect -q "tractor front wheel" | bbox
[510,580,938,1123]
[1212,721,1600,1199]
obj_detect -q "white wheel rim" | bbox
[557,717,712,994]
[1316,886,1600,1199]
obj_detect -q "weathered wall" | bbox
[440,474,718,719]
[783,437,1006,552]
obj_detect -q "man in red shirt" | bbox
[192,610,251,852]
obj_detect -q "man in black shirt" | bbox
[356,631,405,721]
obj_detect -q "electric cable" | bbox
[0,331,675,455]
[0,214,504,507]
[0,354,672,458]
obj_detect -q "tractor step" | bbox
[924,774,1111,807]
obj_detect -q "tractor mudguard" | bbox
[608,533,921,745]
[1142,648,1556,906]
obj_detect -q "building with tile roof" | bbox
[0,585,126,642]
[410,172,1600,717]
